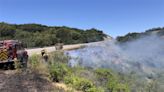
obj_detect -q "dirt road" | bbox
[25,40,110,56]
[26,43,85,56]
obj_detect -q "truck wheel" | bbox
[8,62,15,69]
[3,63,8,70]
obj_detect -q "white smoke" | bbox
[66,35,164,74]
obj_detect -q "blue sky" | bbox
[0,0,164,37]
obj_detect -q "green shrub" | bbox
[94,68,113,85]
[64,75,94,92]
[49,63,70,82]
[50,51,69,64]
[94,68,130,92]
[95,68,113,78]
[29,54,40,69]
[107,77,130,92]
[48,51,71,82]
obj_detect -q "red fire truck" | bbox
[0,40,28,69]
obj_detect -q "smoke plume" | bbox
[67,35,164,74]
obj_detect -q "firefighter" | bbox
[41,49,46,56]
[41,49,49,62]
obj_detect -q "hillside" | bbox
[0,22,107,48]
[116,27,164,42]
